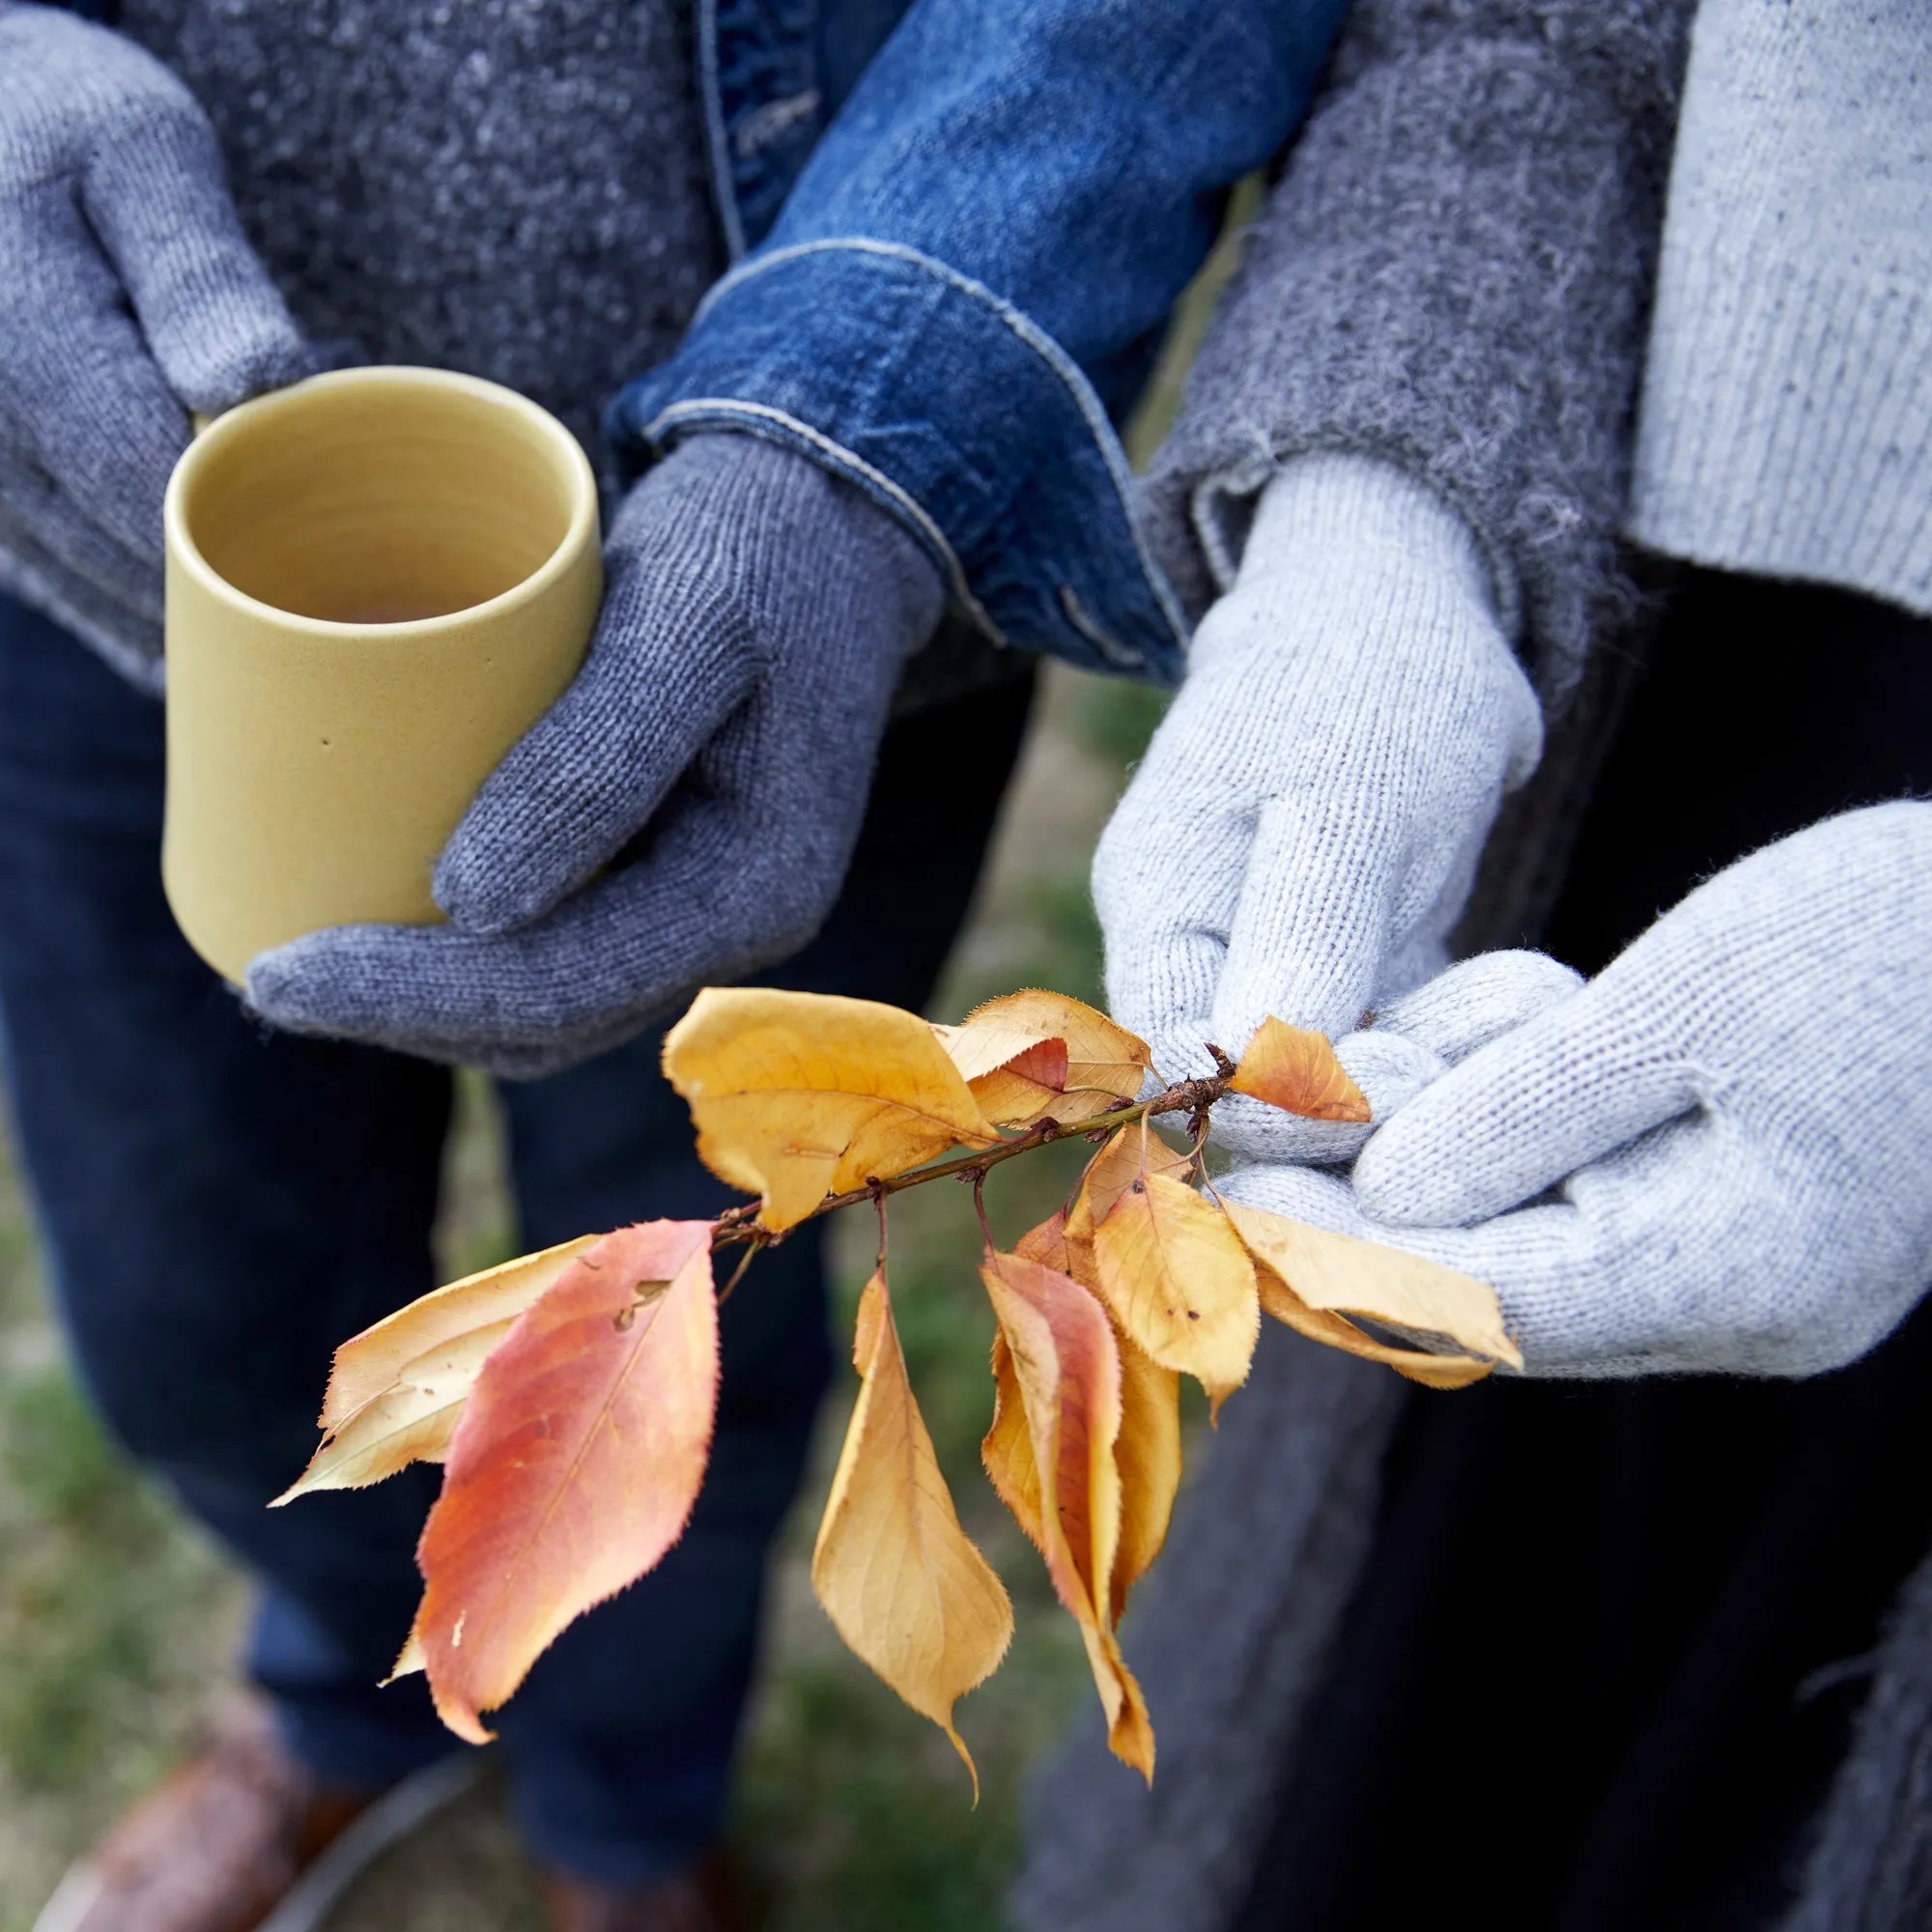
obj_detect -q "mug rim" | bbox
[163,364,600,639]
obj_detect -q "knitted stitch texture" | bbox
[1142,0,1691,701]
[246,434,944,1077]
[119,0,722,463]
[1628,0,1932,617]
[1354,804,1932,1378]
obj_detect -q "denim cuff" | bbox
[606,238,1189,683]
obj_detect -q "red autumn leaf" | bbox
[409,1220,720,1743]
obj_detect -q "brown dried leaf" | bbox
[813,1272,1013,1794]
[1232,1016,1371,1122]
[938,989,1151,1126]
[1222,1198,1521,1386]
[663,988,997,1232]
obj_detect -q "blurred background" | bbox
[0,188,1259,1929]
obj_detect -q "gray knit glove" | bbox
[0,3,313,688]
[246,434,944,1076]
[1248,805,1932,1379]
[1095,452,1542,1164]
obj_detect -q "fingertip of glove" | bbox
[1350,1112,1473,1228]
[431,838,556,936]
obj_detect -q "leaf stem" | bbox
[708,1071,1234,1253]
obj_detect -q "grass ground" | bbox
[0,666,1171,1931]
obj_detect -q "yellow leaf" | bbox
[981,1325,1043,1557]
[1111,1329,1180,1625]
[813,1272,1013,1795]
[1065,1123,1193,1287]
[980,1250,1154,1781]
[1231,1016,1371,1122]
[276,1321,515,1503]
[937,988,1151,1126]
[275,1236,601,1504]
[1092,1170,1260,1399]
[317,1235,600,1432]
[663,988,997,1232]
[1222,1199,1522,1385]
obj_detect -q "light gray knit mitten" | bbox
[247,434,944,1077]
[0,2,313,687]
[1337,803,1932,1378]
[1095,451,1542,1164]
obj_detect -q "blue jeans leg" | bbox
[0,589,1035,1882]
[490,666,1037,1883]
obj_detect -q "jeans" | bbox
[0,587,1034,1886]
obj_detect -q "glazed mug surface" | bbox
[161,365,601,984]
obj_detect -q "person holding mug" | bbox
[0,0,1357,1925]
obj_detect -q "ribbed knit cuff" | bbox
[1236,450,1501,629]
[1630,236,1932,617]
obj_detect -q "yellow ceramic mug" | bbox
[161,366,602,984]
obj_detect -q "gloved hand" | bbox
[247,433,945,1077]
[1330,804,1932,1378]
[1214,946,1584,1227]
[0,3,315,687]
[1094,450,1542,1164]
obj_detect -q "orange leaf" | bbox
[663,989,997,1232]
[1231,1016,1371,1122]
[1004,1208,1179,1620]
[938,989,1151,1127]
[1221,1199,1521,1385]
[980,1250,1154,1781]
[812,1272,1012,1793]
[411,1221,720,1743]
[1013,1206,1078,1278]
[1091,1165,1260,1401]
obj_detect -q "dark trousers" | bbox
[0,588,1033,1886]
[1236,570,1932,1932]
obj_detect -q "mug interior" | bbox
[181,374,583,625]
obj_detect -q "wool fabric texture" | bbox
[245,433,943,1076]
[1351,806,1932,1376]
[1628,0,1932,616]
[0,3,317,684]
[1140,0,1691,701]
[117,0,723,463]
[1094,449,1542,1162]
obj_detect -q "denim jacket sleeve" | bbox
[606,0,1350,683]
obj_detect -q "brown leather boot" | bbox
[544,1853,749,1932]
[32,1697,375,1932]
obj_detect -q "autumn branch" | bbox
[708,1053,1237,1253]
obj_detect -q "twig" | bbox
[708,1071,1234,1252]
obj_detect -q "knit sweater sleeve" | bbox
[1142,0,1692,702]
